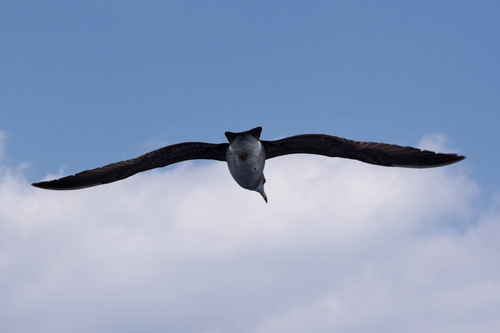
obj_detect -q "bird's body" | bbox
[33,127,465,202]
[225,127,267,201]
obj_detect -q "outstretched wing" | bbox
[33,142,228,190]
[262,134,464,168]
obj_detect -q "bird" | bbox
[32,127,465,202]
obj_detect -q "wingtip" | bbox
[32,181,48,189]
[448,153,466,165]
[31,178,96,190]
[31,181,64,190]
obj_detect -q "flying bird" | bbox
[33,127,465,202]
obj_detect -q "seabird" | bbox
[32,127,465,202]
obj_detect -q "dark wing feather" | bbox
[33,142,228,190]
[262,134,464,168]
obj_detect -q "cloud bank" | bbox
[1,135,499,333]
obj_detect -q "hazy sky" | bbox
[1,1,499,332]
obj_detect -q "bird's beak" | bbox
[260,190,268,203]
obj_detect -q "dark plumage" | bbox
[33,127,465,201]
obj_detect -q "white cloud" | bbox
[0,136,498,333]
[418,133,456,152]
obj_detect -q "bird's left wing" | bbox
[33,142,228,190]
[262,134,464,168]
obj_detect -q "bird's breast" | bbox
[226,140,265,190]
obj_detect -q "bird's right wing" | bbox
[262,134,464,168]
[33,142,228,190]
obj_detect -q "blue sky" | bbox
[2,1,498,184]
[1,1,500,332]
